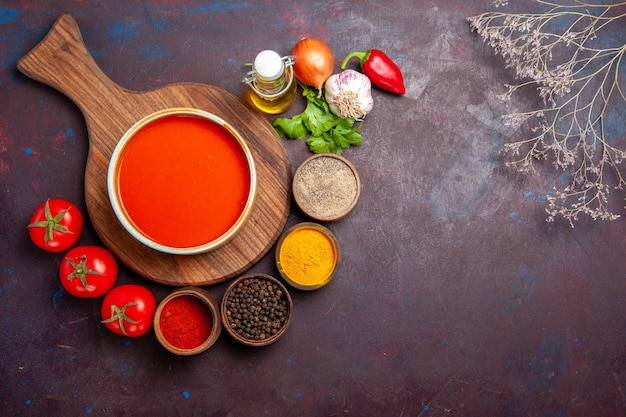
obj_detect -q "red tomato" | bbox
[59,246,118,298]
[27,198,83,252]
[101,284,156,337]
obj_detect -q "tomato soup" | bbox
[114,114,253,249]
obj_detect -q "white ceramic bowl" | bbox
[107,108,257,255]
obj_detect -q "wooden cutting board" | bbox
[17,14,291,286]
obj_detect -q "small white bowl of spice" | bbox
[292,153,361,222]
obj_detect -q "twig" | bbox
[469,1,626,226]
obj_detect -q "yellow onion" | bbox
[291,38,334,93]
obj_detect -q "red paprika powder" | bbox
[159,295,213,350]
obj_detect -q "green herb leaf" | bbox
[340,121,363,147]
[302,86,330,112]
[272,84,365,154]
[303,101,335,136]
[307,134,338,154]
[273,113,307,139]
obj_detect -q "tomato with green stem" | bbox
[59,246,118,298]
[27,198,83,252]
[101,284,156,337]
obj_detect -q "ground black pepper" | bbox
[224,277,290,342]
[293,154,360,221]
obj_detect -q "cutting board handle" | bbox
[17,13,125,114]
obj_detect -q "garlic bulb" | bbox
[324,69,374,120]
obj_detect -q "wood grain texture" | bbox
[17,13,291,286]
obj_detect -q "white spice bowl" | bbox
[292,153,361,222]
[107,108,257,255]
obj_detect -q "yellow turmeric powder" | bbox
[278,225,337,288]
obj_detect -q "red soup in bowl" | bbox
[108,108,256,255]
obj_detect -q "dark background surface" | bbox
[1,1,625,416]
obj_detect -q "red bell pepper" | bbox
[341,49,406,95]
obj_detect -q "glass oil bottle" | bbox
[242,50,297,114]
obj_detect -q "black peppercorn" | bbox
[223,276,290,344]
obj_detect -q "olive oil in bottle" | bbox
[243,50,297,114]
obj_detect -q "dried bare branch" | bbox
[469,1,626,226]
